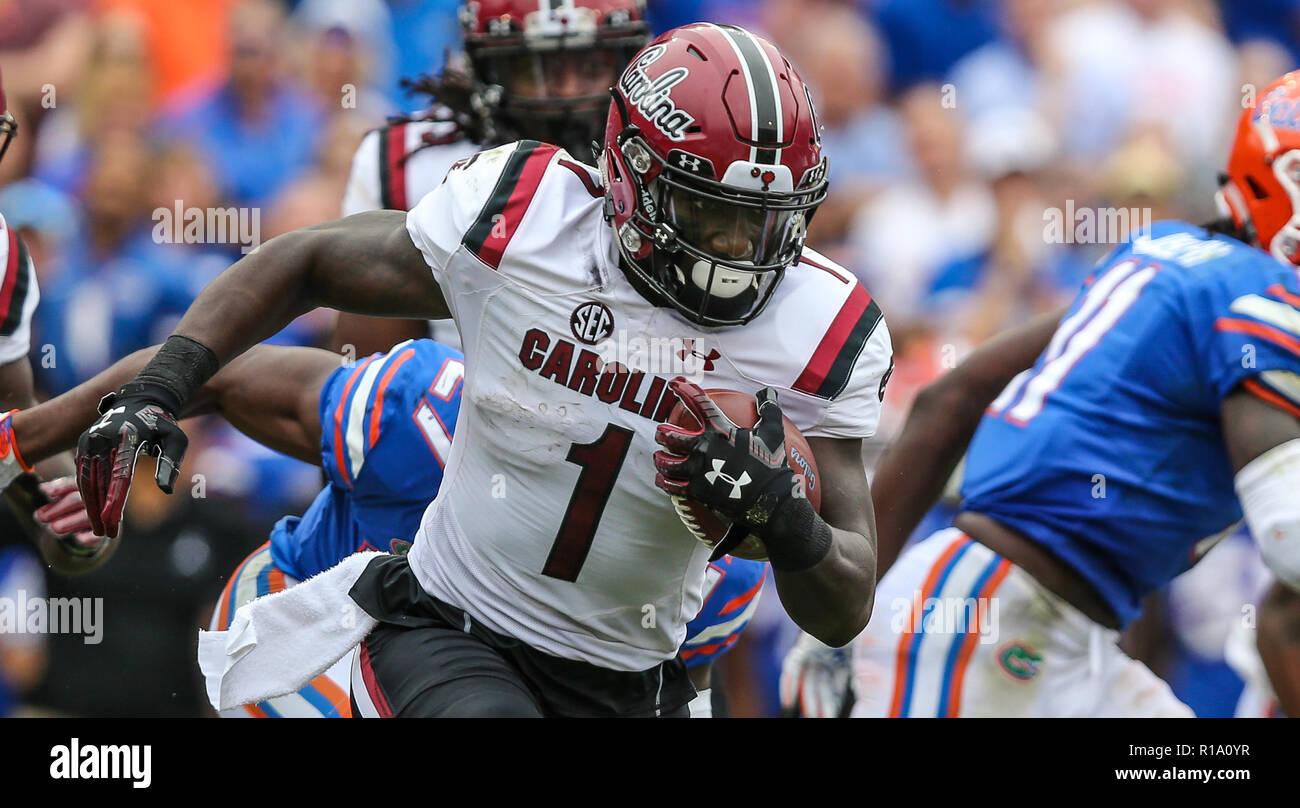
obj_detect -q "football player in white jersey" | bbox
[334,0,650,356]
[0,69,103,575]
[75,24,892,717]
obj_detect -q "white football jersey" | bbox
[0,211,39,367]
[342,116,480,350]
[342,117,481,216]
[404,140,893,670]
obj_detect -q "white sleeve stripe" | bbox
[344,340,415,478]
[682,594,762,647]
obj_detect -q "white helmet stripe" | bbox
[705,23,760,163]
[738,26,783,165]
[717,24,781,165]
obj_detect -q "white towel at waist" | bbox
[198,551,382,711]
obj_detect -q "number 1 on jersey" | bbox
[542,424,635,581]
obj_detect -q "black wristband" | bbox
[119,335,220,416]
[758,495,833,572]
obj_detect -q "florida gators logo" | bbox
[750,168,777,191]
[997,641,1042,681]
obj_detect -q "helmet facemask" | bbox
[1267,149,1300,264]
[465,10,646,163]
[610,133,826,327]
[0,110,16,167]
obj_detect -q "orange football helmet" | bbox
[1219,71,1300,264]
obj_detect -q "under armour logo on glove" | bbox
[705,459,750,499]
[76,391,189,539]
[90,406,125,435]
[653,378,796,535]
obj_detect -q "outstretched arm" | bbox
[75,211,447,536]
[175,211,447,361]
[871,309,1062,576]
[15,344,338,467]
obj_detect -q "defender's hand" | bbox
[76,392,188,538]
[652,378,795,533]
[35,477,107,557]
[780,631,853,718]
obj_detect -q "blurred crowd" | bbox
[0,0,1295,716]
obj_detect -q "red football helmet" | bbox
[459,0,648,161]
[1219,71,1300,265]
[0,67,16,166]
[600,24,828,327]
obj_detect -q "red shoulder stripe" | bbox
[558,158,602,199]
[799,254,851,284]
[465,141,558,270]
[793,284,882,399]
[0,225,19,325]
[384,123,409,210]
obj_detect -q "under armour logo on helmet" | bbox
[705,459,751,499]
[679,153,703,172]
[750,168,777,191]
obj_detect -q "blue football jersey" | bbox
[680,556,767,669]
[962,221,1300,626]
[269,339,465,580]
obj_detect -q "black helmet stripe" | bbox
[718,24,782,165]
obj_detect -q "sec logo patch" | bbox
[570,301,615,345]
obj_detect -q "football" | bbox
[666,389,821,561]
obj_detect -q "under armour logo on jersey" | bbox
[705,459,750,499]
[678,339,721,371]
[91,406,126,434]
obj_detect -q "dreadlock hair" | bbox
[396,67,501,159]
[1201,215,1255,246]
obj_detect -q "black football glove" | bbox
[76,387,188,538]
[653,378,798,551]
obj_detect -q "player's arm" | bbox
[74,211,449,536]
[14,344,336,467]
[769,436,877,646]
[173,211,447,362]
[872,309,1063,575]
[0,358,70,481]
[1255,578,1300,717]
[1223,385,1300,592]
[655,382,876,647]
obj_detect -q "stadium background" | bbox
[0,0,1289,717]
